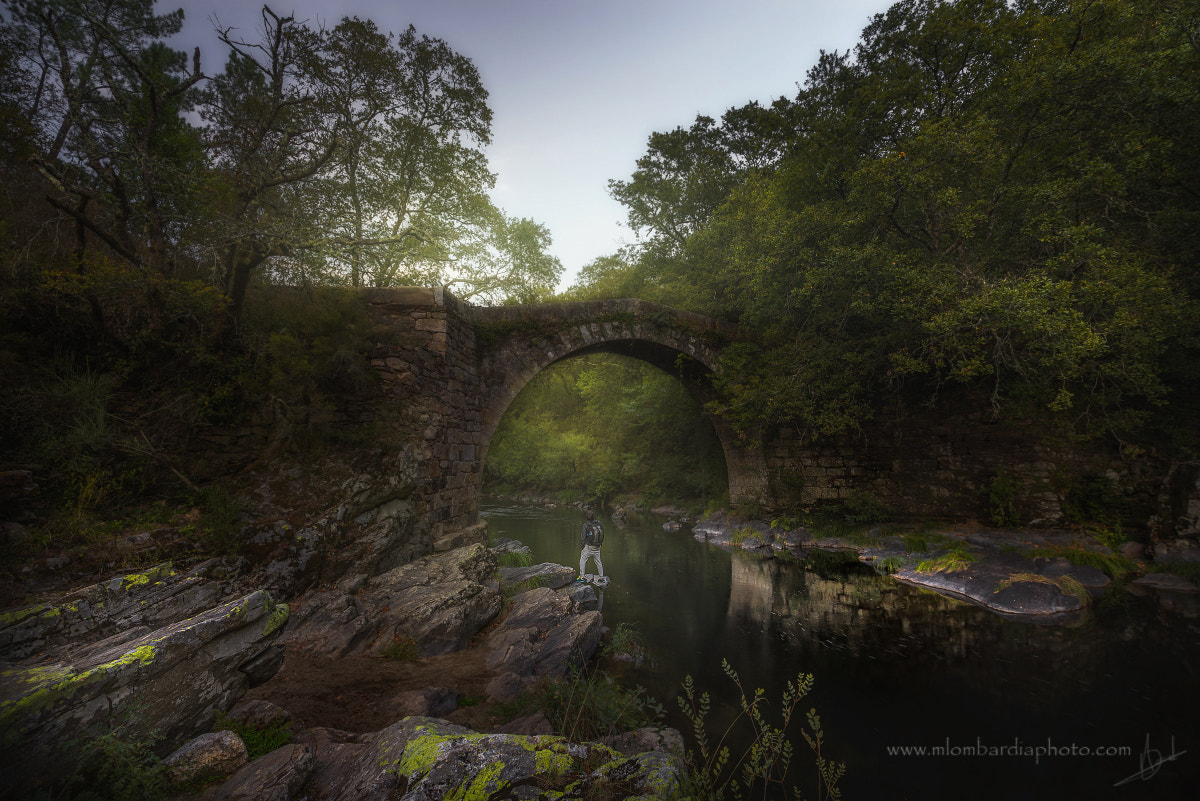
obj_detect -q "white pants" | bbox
[580,545,603,577]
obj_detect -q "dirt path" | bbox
[238,641,512,734]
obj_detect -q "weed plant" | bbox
[676,659,845,801]
[28,730,169,801]
[213,710,293,760]
[381,636,421,661]
[1027,545,1138,580]
[916,545,978,574]
[535,667,665,742]
[602,621,647,662]
[994,572,1090,606]
[496,549,534,568]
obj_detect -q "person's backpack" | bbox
[584,520,604,546]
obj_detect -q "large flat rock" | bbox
[0,589,289,792]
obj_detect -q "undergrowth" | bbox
[995,572,1090,606]
[534,667,665,742]
[916,545,978,574]
[677,659,845,801]
[213,710,293,760]
[1027,545,1138,580]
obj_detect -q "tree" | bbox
[444,215,562,304]
[602,0,1200,443]
[2,0,203,270]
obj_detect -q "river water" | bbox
[481,501,1200,800]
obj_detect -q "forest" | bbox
[499,0,1200,502]
[2,0,1199,514]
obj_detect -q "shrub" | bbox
[535,668,664,742]
[676,659,845,801]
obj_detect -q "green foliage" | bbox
[213,711,293,761]
[916,545,978,574]
[41,731,171,801]
[1027,545,1138,581]
[901,532,929,553]
[602,621,647,662]
[874,555,905,574]
[593,0,1200,447]
[381,636,421,661]
[730,527,756,546]
[485,353,728,504]
[988,473,1021,527]
[496,549,534,568]
[536,668,664,743]
[995,572,1090,606]
[1060,474,1125,525]
[676,659,844,801]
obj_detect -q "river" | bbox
[481,501,1200,800]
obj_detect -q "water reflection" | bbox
[481,502,1200,799]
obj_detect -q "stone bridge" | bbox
[361,287,1143,539]
[364,287,768,536]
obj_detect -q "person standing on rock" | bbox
[579,509,604,579]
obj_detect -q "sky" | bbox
[174,0,896,291]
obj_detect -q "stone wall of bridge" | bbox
[356,287,1156,536]
[361,287,770,537]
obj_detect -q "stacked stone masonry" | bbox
[196,287,1163,536]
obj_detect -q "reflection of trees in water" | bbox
[719,552,1185,711]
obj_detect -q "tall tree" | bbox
[2,0,203,270]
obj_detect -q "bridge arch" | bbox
[469,300,764,510]
[365,288,767,536]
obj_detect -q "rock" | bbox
[1148,460,1200,540]
[563,581,600,610]
[535,610,603,677]
[211,743,315,801]
[0,589,289,788]
[503,586,573,630]
[1130,573,1200,593]
[485,671,536,704]
[0,561,226,661]
[599,726,686,758]
[893,553,1087,619]
[494,710,553,735]
[1119,541,1146,559]
[381,686,457,719]
[227,699,293,729]
[662,520,682,532]
[498,562,577,590]
[284,543,501,658]
[1151,537,1200,564]
[162,730,249,785]
[490,537,531,555]
[486,627,541,676]
[1033,556,1111,595]
[338,717,684,801]
[484,579,603,690]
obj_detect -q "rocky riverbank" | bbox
[0,537,685,799]
[692,510,1200,621]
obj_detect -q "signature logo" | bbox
[1114,734,1187,787]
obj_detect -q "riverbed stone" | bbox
[162,730,249,785]
[498,562,577,590]
[284,543,501,658]
[535,610,603,676]
[1130,573,1200,593]
[0,589,289,791]
[211,742,315,801]
[893,551,1088,619]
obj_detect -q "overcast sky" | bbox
[174,0,895,291]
